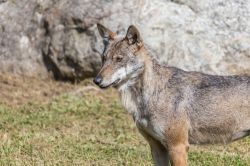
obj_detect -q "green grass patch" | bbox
[0,92,249,165]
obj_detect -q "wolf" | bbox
[93,23,250,166]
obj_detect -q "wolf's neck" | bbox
[118,86,140,121]
[118,53,156,121]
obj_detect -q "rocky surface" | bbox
[0,0,250,80]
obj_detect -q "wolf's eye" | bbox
[115,56,123,62]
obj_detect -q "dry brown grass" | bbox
[0,74,79,106]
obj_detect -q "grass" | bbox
[0,91,151,166]
[0,76,249,165]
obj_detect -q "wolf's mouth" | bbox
[99,79,121,89]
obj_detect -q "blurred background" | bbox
[0,0,250,165]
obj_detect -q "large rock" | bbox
[0,0,47,77]
[0,0,250,80]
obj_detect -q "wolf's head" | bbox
[94,24,145,90]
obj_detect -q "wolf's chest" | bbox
[135,116,165,142]
[119,87,165,140]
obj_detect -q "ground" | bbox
[0,74,249,166]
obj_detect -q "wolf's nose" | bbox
[93,76,102,85]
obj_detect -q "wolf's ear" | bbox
[97,23,116,40]
[125,25,142,46]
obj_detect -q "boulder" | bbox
[0,0,249,80]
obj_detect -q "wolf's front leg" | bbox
[139,129,170,166]
[150,142,170,166]
[168,143,188,166]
